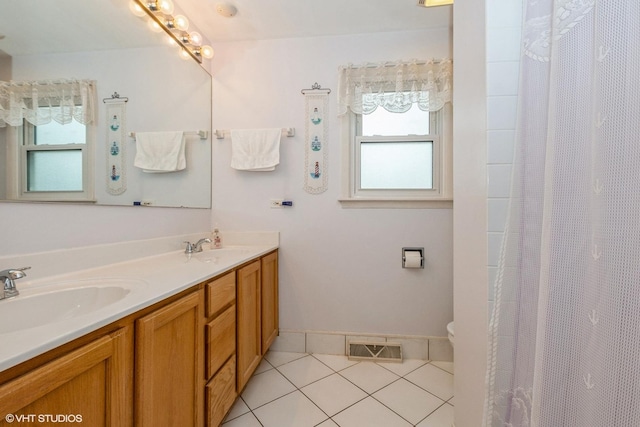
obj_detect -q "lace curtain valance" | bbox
[337,59,452,116]
[0,79,96,127]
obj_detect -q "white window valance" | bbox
[0,79,96,127]
[337,59,452,116]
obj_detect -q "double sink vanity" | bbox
[0,233,279,426]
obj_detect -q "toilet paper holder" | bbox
[402,247,424,269]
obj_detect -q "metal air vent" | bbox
[348,342,402,363]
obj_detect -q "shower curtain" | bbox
[484,1,640,426]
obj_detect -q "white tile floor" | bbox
[222,352,454,427]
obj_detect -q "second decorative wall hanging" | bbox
[301,83,331,194]
[103,92,128,195]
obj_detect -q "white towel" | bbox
[230,128,281,171]
[134,131,186,173]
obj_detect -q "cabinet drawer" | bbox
[206,304,236,379]
[206,271,236,318]
[206,355,236,427]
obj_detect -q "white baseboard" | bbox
[271,329,453,362]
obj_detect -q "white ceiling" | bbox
[0,0,451,56]
[177,0,452,43]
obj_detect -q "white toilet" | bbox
[447,321,455,347]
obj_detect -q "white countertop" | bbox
[0,243,277,372]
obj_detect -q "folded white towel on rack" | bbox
[133,131,186,173]
[230,128,281,171]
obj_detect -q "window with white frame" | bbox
[1,79,96,201]
[338,60,452,207]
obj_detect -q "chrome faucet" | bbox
[194,238,212,252]
[0,267,30,300]
[184,238,212,254]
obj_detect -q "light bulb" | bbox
[189,32,202,46]
[166,34,177,46]
[173,15,189,31]
[200,45,214,59]
[129,1,147,17]
[179,48,191,60]
[147,17,163,32]
[158,0,174,14]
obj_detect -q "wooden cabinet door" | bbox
[0,327,133,427]
[135,291,204,427]
[236,260,261,392]
[261,251,279,354]
[205,355,236,427]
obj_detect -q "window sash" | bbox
[24,145,86,192]
[14,119,95,201]
[354,135,441,198]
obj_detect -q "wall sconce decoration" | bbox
[130,0,214,64]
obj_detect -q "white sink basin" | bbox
[189,247,251,263]
[0,279,145,334]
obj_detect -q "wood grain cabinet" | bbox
[261,251,279,354]
[204,272,237,427]
[236,259,262,392]
[0,327,133,427]
[0,249,278,427]
[135,291,204,427]
[236,250,279,392]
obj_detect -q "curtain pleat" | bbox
[0,79,96,127]
[337,59,452,115]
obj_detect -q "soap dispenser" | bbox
[212,228,222,249]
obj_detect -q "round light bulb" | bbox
[129,1,147,17]
[147,17,163,32]
[166,34,177,46]
[179,48,191,60]
[174,15,189,31]
[200,45,214,59]
[158,0,174,14]
[189,32,202,46]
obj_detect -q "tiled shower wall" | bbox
[486,0,523,313]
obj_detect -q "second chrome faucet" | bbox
[184,238,212,254]
[0,267,30,300]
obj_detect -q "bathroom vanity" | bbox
[0,241,278,427]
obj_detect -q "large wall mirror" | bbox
[0,0,212,208]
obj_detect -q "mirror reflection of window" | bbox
[25,117,87,191]
[18,107,93,200]
[27,151,83,191]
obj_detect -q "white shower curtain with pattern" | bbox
[484,1,640,426]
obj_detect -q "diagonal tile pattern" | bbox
[222,352,455,427]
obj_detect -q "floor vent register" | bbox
[347,342,403,363]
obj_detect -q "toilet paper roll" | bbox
[403,250,423,268]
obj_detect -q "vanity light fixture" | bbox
[417,0,453,6]
[130,0,214,63]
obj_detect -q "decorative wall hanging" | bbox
[301,83,331,194]
[103,92,128,195]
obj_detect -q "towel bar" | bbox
[128,130,208,140]
[214,128,295,140]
